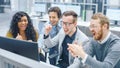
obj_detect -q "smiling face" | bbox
[18,16,28,31]
[89,19,103,40]
[62,15,77,36]
[89,13,110,41]
[49,12,59,26]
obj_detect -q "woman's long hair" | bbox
[9,11,37,42]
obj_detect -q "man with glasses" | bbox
[43,11,89,68]
[68,13,120,68]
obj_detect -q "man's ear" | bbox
[74,21,77,26]
[103,24,108,29]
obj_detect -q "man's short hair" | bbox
[48,6,62,19]
[62,11,78,22]
[91,13,109,29]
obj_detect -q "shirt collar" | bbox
[98,31,111,44]
[66,28,77,40]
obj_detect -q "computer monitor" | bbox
[34,2,46,13]
[0,36,40,61]
[51,3,81,16]
[106,8,120,25]
[106,8,120,21]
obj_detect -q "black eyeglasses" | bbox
[62,21,74,26]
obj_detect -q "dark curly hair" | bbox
[9,11,37,42]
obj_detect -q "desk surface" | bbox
[0,48,58,68]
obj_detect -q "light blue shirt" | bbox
[38,21,61,49]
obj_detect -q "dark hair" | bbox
[91,13,109,29]
[9,11,37,42]
[62,11,78,22]
[48,6,62,19]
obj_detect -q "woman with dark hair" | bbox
[6,11,46,62]
[6,11,38,42]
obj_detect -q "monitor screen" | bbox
[106,8,120,21]
[34,2,46,13]
[51,3,81,16]
[0,36,40,61]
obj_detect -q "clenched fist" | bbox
[45,24,52,35]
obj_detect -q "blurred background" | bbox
[0,0,120,37]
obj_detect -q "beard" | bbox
[93,28,103,40]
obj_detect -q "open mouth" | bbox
[92,32,96,36]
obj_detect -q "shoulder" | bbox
[106,33,120,47]
[109,33,120,41]
[58,28,64,34]
[34,29,39,40]
[76,27,89,40]
[108,33,120,50]
[6,31,13,38]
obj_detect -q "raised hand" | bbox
[45,24,52,35]
[16,33,23,40]
[67,43,86,59]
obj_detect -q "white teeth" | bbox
[64,29,67,32]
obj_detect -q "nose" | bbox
[20,20,26,25]
[62,24,67,29]
[21,21,25,24]
[50,17,53,21]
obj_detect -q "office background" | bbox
[0,0,120,68]
[0,0,120,22]
[0,0,120,36]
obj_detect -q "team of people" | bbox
[6,6,120,68]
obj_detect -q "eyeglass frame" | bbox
[61,21,74,26]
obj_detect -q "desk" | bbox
[0,48,58,68]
